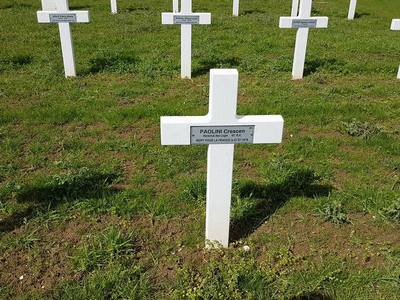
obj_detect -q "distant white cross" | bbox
[233,0,239,16]
[161,69,284,247]
[279,0,328,79]
[391,19,400,78]
[111,0,117,14]
[348,0,357,20]
[162,0,211,79]
[37,0,89,77]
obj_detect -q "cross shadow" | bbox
[192,57,241,78]
[288,292,333,300]
[303,58,341,77]
[69,6,91,10]
[0,170,119,235]
[229,169,333,242]
[86,53,137,74]
[0,55,33,73]
[125,7,151,13]
[0,4,31,9]
[353,12,370,19]
[241,9,266,15]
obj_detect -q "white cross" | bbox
[279,0,328,79]
[233,0,239,16]
[391,19,400,78]
[37,0,89,77]
[161,69,284,247]
[162,0,211,79]
[111,0,117,14]
[348,0,357,20]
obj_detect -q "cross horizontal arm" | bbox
[37,11,90,23]
[279,16,328,28]
[162,13,211,25]
[161,115,283,145]
[391,19,400,30]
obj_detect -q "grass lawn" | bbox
[1,0,400,298]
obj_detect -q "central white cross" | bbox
[162,0,211,79]
[279,0,328,79]
[37,0,89,77]
[161,69,284,247]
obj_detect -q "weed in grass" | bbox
[71,224,136,272]
[380,200,400,223]
[317,201,351,225]
[180,176,207,203]
[1,229,40,250]
[342,119,384,139]
[54,262,154,300]
[172,248,305,300]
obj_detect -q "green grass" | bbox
[1,0,400,298]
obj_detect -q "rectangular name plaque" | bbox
[50,14,77,23]
[292,19,317,28]
[190,125,255,145]
[173,15,200,25]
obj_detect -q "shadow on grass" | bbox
[229,169,333,242]
[354,12,370,19]
[303,58,341,77]
[241,9,266,15]
[0,170,119,234]
[192,57,241,78]
[0,3,31,9]
[69,6,91,10]
[87,53,137,74]
[289,291,333,300]
[0,55,33,72]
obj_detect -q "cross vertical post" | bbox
[348,0,357,20]
[41,0,56,10]
[173,0,179,13]
[37,0,89,77]
[279,0,328,79]
[291,0,299,17]
[181,0,192,79]
[111,0,117,14]
[233,0,239,16]
[160,69,284,247]
[162,0,211,79]
[390,19,400,78]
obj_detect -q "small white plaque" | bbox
[50,14,77,23]
[190,126,255,145]
[292,19,317,28]
[174,15,200,25]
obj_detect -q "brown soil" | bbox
[1,211,399,296]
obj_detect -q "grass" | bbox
[1,0,400,298]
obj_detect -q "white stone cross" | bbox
[279,0,328,79]
[391,19,400,78]
[111,0,117,14]
[233,0,239,16]
[162,0,211,79]
[37,0,89,77]
[348,0,357,20]
[161,69,284,247]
